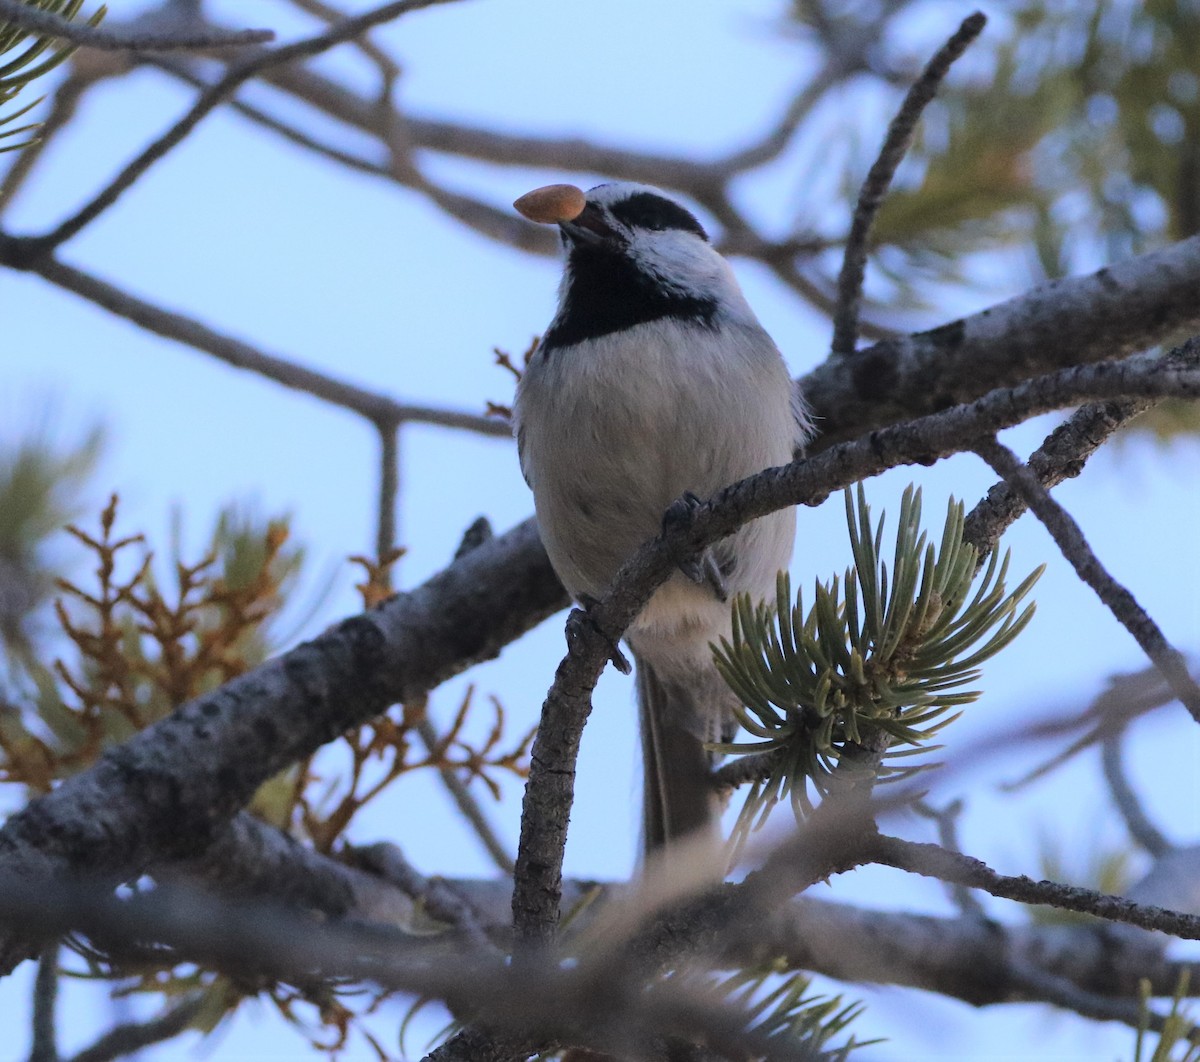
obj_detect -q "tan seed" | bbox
[513,183,587,224]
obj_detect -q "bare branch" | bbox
[974,436,1200,722]
[66,995,206,1062]
[375,423,400,563]
[961,353,1180,561]
[1102,733,1174,857]
[831,11,987,356]
[0,0,274,50]
[29,943,58,1062]
[0,251,508,438]
[806,235,1200,446]
[870,835,1200,939]
[15,0,456,255]
[0,75,91,216]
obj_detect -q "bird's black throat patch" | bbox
[540,247,718,352]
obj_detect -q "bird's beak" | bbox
[559,203,622,249]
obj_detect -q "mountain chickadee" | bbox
[512,181,810,854]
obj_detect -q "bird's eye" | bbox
[609,193,708,241]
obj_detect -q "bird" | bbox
[512,181,811,856]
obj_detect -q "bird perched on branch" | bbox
[513,181,810,855]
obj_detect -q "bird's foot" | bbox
[663,492,728,602]
[566,595,632,675]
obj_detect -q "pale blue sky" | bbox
[3,0,1199,1058]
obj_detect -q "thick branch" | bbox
[805,234,1200,445]
[0,517,565,972]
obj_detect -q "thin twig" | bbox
[1004,956,1195,1044]
[0,0,273,50]
[66,995,206,1062]
[0,251,509,437]
[22,0,456,254]
[974,436,1200,723]
[1101,733,1174,857]
[375,421,400,566]
[417,715,515,875]
[830,11,986,356]
[29,943,59,1062]
[870,835,1200,939]
[963,339,1199,561]
[140,56,398,180]
[964,399,1149,562]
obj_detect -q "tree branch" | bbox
[509,352,1200,956]
[66,995,206,1062]
[831,11,986,357]
[0,0,274,50]
[0,516,566,972]
[805,235,1200,445]
[9,0,456,256]
[0,251,508,438]
[870,835,1200,939]
[974,436,1200,722]
[1102,733,1174,857]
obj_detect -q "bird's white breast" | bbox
[514,316,799,660]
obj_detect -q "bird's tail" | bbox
[636,655,728,855]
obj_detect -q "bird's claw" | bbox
[664,493,728,602]
[566,596,632,675]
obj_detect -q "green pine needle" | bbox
[713,484,1043,841]
[0,1,106,152]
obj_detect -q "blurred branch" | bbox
[1002,664,1188,791]
[0,0,273,50]
[0,875,838,1062]
[831,11,986,356]
[1101,733,1174,858]
[147,816,1200,1013]
[913,800,985,916]
[974,436,1200,723]
[29,942,58,1062]
[66,995,206,1062]
[0,252,508,438]
[11,0,456,256]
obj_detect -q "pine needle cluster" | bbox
[714,485,1043,842]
